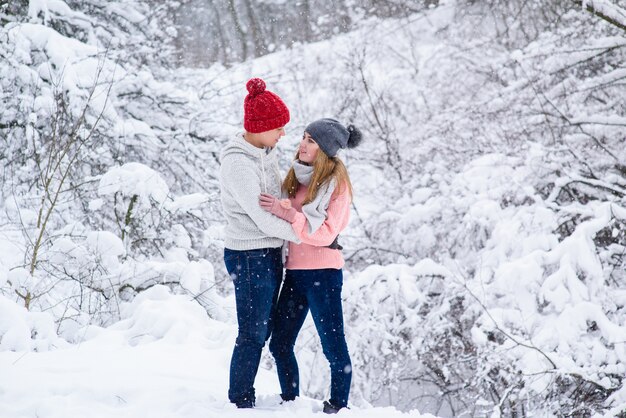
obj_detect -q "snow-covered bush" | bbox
[96,162,170,249]
[0,0,226,338]
[0,291,66,351]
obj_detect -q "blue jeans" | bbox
[224,247,283,407]
[269,268,352,408]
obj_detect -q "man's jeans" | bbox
[224,247,283,408]
[269,268,352,408]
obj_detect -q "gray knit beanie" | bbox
[305,118,363,157]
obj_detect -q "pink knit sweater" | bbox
[285,183,351,270]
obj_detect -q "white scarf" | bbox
[293,161,336,234]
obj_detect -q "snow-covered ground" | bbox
[0,286,432,418]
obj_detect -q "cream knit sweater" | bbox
[219,135,300,250]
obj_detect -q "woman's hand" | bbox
[259,193,297,222]
[279,199,292,210]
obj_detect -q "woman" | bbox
[219,77,301,409]
[259,118,362,414]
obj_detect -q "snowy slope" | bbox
[0,286,433,418]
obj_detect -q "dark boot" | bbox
[323,400,344,414]
[235,400,254,409]
[280,394,296,404]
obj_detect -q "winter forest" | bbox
[0,0,625,417]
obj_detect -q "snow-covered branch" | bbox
[574,0,626,31]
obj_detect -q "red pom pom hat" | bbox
[243,78,290,133]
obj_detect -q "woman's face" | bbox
[299,132,319,164]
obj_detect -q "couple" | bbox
[219,78,362,413]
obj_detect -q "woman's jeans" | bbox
[224,247,283,408]
[269,268,352,408]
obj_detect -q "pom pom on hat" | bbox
[246,78,266,97]
[346,124,362,149]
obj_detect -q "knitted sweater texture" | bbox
[220,135,300,250]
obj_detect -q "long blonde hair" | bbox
[282,149,353,204]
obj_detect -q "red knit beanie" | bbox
[243,78,290,133]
